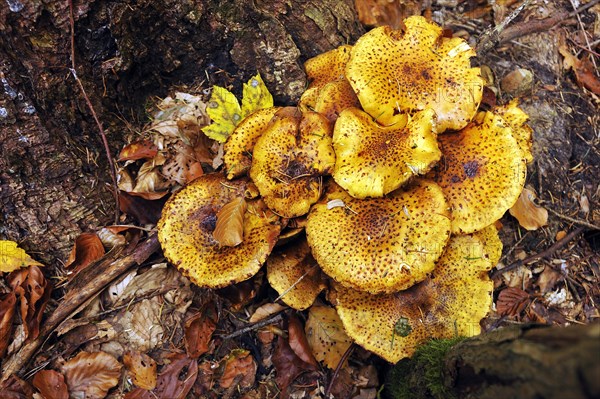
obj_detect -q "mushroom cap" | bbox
[304,45,353,90]
[313,80,361,123]
[332,108,441,199]
[249,107,336,218]
[492,100,533,163]
[345,16,484,132]
[157,174,281,288]
[429,111,526,234]
[267,239,327,310]
[306,180,451,294]
[473,224,503,266]
[224,107,281,180]
[332,232,494,363]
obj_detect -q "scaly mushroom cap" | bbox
[267,239,327,310]
[345,16,484,132]
[473,224,503,266]
[429,111,526,234]
[306,180,451,294]
[492,100,533,163]
[332,108,440,199]
[250,107,336,218]
[157,174,281,288]
[333,233,494,363]
[224,107,281,180]
[305,45,353,89]
[313,80,360,123]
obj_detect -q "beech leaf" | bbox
[218,349,257,389]
[118,140,158,162]
[185,303,218,358]
[8,266,52,341]
[61,351,122,399]
[201,86,242,143]
[213,197,247,247]
[305,304,353,369]
[66,233,105,275]
[0,240,44,273]
[241,73,274,119]
[288,314,319,368]
[509,188,548,230]
[0,292,16,358]
[123,351,157,390]
[249,302,287,323]
[125,355,198,399]
[32,370,69,399]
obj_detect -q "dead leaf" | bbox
[0,240,44,273]
[0,292,16,358]
[125,354,198,399]
[249,302,286,323]
[213,197,247,247]
[496,287,531,317]
[118,140,158,162]
[217,280,258,311]
[537,266,563,294]
[559,45,600,95]
[288,314,319,368]
[32,370,68,399]
[118,191,167,225]
[305,304,353,369]
[191,361,217,396]
[272,333,317,396]
[8,266,52,341]
[185,303,218,358]
[509,188,548,230]
[66,233,105,275]
[123,351,157,390]
[61,351,122,399]
[218,349,257,389]
[354,0,421,29]
[0,374,35,399]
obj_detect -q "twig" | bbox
[545,206,600,230]
[219,313,284,340]
[68,0,120,225]
[476,0,533,54]
[325,343,355,398]
[0,234,160,382]
[490,226,585,279]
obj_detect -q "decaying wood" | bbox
[0,234,160,382]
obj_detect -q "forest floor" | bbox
[1,1,599,398]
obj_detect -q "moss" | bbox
[385,337,465,399]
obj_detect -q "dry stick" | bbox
[325,343,355,398]
[476,0,533,54]
[219,313,284,340]
[490,226,585,279]
[545,206,600,231]
[68,0,120,225]
[0,234,160,382]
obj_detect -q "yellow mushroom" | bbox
[332,107,440,198]
[345,16,484,132]
[492,99,533,163]
[306,180,451,294]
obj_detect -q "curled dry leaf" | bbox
[61,351,122,399]
[125,355,198,399]
[8,266,52,341]
[218,349,257,389]
[66,233,105,276]
[288,314,319,368]
[0,292,16,358]
[249,302,287,323]
[185,303,218,358]
[0,240,44,273]
[118,140,159,162]
[213,197,247,247]
[496,287,531,317]
[509,188,548,230]
[305,304,353,369]
[123,351,157,390]
[32,370,69,399]
[0,375,35,398]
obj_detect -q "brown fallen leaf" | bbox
[354,0,421,29]
[496,287,531,317]
[249,302,287,323]
[8,266,52,341]
[61,351,122,399]
[213,197,247,247]
[559,45,600,95]
[509,188,548,230]
[305,304,353,369]
[537,266,563,294]
[125,354,198,399]
[32,370,68,399]
[118,191,168,225]
[191,361,217,396]
[185,302,218,358]
[118,140,159,162]
[0,240,44,273]
[123,351,157,390]
[272,332,318,396]
[0,375,35,399]
[288,314,319,368]
[218,349,257,389]
[0,292,16,358]
[66,233,105,276]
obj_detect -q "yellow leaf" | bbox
[241,73,273,119]
[201,86,242,143]
[305,304,353,369]
[0,240,44,273]
[213,197,247,247]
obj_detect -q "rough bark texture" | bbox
[0,0,364,264]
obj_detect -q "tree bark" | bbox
[389,323,600,399]
[0,0,364,264]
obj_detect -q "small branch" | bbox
[219,313,284,340]
[476,0,533,55]
[68,0,120,225]
[545,206,600,231]
[490,226,585,279]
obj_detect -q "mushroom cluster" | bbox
[158,16,532,363]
